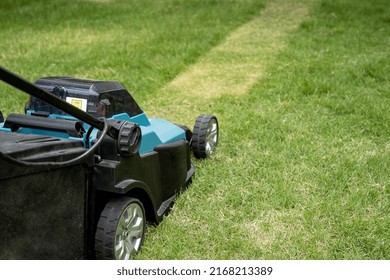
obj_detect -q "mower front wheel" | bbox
[95,197,146,260]
[191,114,219,159]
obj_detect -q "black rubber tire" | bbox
[95,197,146,260]
[192,114,219,159]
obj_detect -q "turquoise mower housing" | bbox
[2,76,187,155]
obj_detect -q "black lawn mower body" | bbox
[0,67,218,259]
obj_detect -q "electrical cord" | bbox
[0,119,109,167]
[85,124,95,149]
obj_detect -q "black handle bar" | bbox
[0,66,105,131]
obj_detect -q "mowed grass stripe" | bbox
[163,0,314,99]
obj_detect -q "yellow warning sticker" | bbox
[71,99,83,110]
[66,97,87,112]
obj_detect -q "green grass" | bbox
[138,0,390,259]
[0,0,264,116]
[1,0,389,259]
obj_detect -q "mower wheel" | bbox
[192,114,219,159]
[95,197,146,260]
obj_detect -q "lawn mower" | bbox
[0,66,218,260]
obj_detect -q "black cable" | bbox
[0,119,109,167]
[84,125,95,149]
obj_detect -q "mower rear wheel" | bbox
[95,197,146,260]
[192,114,219,159]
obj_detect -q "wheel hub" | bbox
[114,203,145,260]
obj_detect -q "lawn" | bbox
[1,0,389,259]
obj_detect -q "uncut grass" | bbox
[138,0,389,259]
[0,0,264,117]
